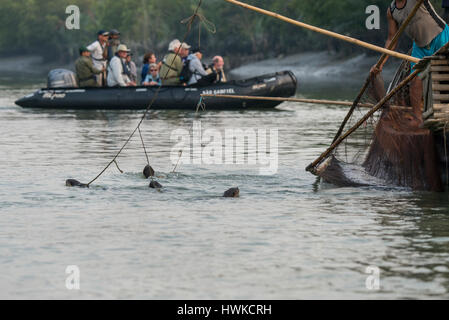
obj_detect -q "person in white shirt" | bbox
[87,30,109,86]
[107,44,136,87]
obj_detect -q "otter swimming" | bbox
[149,181,163,189]
[143,164,155,179]
[65,179,88,188]
[223,187,239,197]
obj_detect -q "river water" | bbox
[1,57,449,299]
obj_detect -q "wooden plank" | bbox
[433,94,449,100]
[431,59,449,65]
[432,83,449,91]
[432,73,449,81]
[431,66,449,72]
[425,119,449,123]
[433,103,449,110]
[432,113,449,118]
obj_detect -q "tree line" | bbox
[0,0,444,63]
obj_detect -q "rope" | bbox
[86,0,205,187]
[172,150,183,173]
[195,96,206,113]
[113,160,123,174]
[138,126,150,166]
[181,9,216,51]
[181,11,216,35]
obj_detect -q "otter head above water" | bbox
[149,180,163,189]
[223,187,239,198]
[143,165,155,179]
[65,179,89,188]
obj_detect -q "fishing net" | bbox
[314,58,445,192]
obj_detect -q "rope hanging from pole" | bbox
[78,0,206,188]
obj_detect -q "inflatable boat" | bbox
[15,70,297,110]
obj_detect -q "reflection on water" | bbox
[1,77,449,299]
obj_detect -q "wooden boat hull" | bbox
[15,71,297,110]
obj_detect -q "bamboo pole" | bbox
[224,0,420,63]
[305,70,419,174]
[332,0,425,144]
[200,94,407,110]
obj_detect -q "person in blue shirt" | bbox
[141,52,159,85]
[143,63,162,86]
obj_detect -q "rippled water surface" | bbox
[1,70,449,299]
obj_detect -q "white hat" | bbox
[117,44,130,52]
[181,42,191,49]
[168,39,181,51]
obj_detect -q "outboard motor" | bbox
[47,69,78,88]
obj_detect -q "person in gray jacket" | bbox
[187,48,211,86]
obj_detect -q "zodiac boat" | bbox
[15,69,297,110]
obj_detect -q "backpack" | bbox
[179,59,193,84]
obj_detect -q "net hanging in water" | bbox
[314,59,445,192]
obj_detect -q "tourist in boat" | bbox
[107,44,136,87]
[160,39,184,86]
[141,52,156,84]
[209,56,227,83]
[143,63,162,86]
[107,29,121,62]
[180,42,191,64]
[75,46,104,88]
[187,48,214,86]
[87,30,109,87]
[371,0,448,117]
[125,52,138,83]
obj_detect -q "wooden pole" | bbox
[201,94,407,110]
[331,0,425,144]
[305,70,419,174]
[224,0,420,63]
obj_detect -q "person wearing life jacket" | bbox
[107,29,121,62]
[87,30,109,87]
[125,52,138,84]
[187,48,215,86]
[160,39,188,86]
[75,46,104,87]
[143,63,162,86]
[141,52,157,84]
[371,0,449,120]
[209,56,227,83]
[107,44,136,87]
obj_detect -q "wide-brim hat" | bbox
[117,44,130,52]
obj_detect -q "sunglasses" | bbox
[150,69,157,71]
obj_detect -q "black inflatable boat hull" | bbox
[15,71,297,110]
